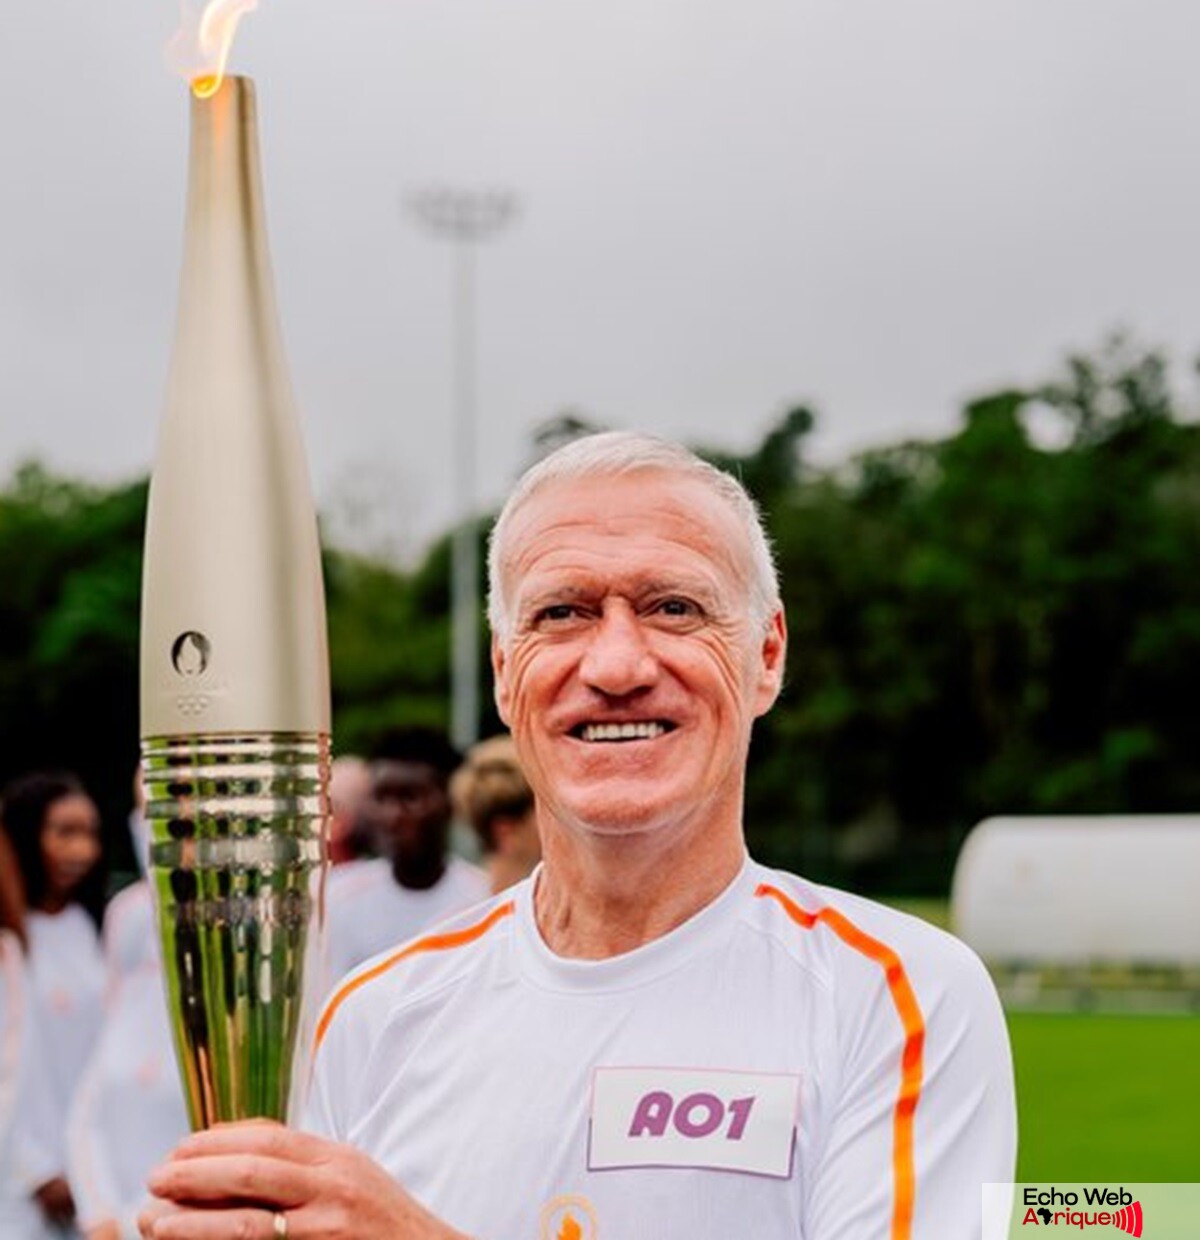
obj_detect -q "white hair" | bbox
[487,431,780,643]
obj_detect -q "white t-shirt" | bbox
[66,884,190,1239]
[25,907,104,1165]
[100,880,157,986]
[308,857,1015,1240]
[0,932,25,1187]
[323,856,490,991]
[0,931,61,1239]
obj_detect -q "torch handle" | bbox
[144,731,329,1128]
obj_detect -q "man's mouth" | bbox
[571,721,677,743]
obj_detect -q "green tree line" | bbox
[2,335,1198,891]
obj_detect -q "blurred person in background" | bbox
[327,755,373,867]
[450,734,540,894]
[4,772,106,1237]
[0,822,47,1238]
[323,727,489,986]
[97,769,152,987]
[0,823,72,1240]
[66,770,188,1240]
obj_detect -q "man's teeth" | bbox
[580,721,667,742]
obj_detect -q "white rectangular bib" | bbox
[588,1066,800,1179]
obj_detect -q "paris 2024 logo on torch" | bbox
[171,630,211,676]
[170,631,214,718]
[1021,1186,1143,1234]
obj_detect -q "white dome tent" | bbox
[950,816,1200,1008]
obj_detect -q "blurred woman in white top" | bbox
[3,771,106,1236]
[66,896,188,1240]
[0,823,64,1238]
[65,773,189,1240]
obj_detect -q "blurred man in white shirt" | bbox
[323,729,489,988]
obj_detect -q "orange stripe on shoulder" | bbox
[755,882,925,1240]
[314,900,515,1053]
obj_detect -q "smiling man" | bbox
[140,432,1015,1240]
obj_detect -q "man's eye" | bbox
[655,598,700,618]
[536,604,579,623]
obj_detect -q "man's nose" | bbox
[578,603,660,696]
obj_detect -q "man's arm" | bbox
[805,930,1016,1239]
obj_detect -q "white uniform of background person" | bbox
[324,855,491,987]
[25,906,104,1170]
[0,930,60,1239]
[66,808,189,1240]
[67,882,189,1239]
[310,858,1014,1239]
[0,930,26,1232]
[141,433,1016,1240]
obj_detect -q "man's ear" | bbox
[491,634,511,726]
[753,607,787,718]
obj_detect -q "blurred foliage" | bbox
[3,334,1199,893]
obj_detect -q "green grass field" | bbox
[1009,1012,1200,1181]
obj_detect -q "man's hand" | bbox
[138,1120,470,1240]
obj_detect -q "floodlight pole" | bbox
[409,188,517,752]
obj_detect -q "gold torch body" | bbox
[140,77,330,1128]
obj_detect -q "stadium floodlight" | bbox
[407,187,519,751]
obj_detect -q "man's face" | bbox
[367,760,450,869]
[492,470,786,845]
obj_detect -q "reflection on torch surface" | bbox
[140,76,330,1129]
[144,735,326,1125]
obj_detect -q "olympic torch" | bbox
[139,74,330,1128]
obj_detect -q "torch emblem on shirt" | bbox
[539,1195,597,1240]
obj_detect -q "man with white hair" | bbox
[141,432,1015,1240]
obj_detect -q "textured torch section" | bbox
[141,77,331,1129]
[143,733,329,1127]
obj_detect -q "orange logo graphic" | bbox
[539,1195,597,1240]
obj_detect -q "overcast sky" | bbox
[2,1,1199,558]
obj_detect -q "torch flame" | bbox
[166,0,260,98]
[557,1216,583,1240]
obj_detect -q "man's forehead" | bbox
[505,471,749,571]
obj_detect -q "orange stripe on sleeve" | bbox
[314,900,515,1053]
[755,883,925,1240]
